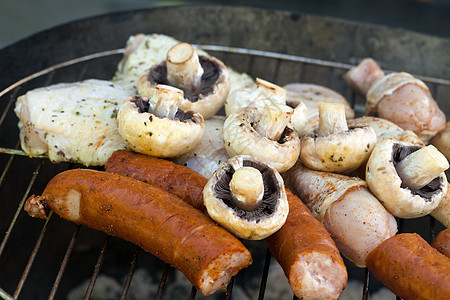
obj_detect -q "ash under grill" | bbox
[0,44,448,300]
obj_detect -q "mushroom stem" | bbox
[166,42,204,93]
[255,78,286,104]
[151,84,183,119]
[254,101,293,141]
[229,167,264,211]
[396,145,449,191]
[318,102,348,137]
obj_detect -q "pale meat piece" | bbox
[14,79,134,166]
[283,162,397,267]
[344,58,446,143]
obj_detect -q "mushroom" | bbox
[366,138,449,218]
[137,42,230,119]
[284,83,355,136]
[431,122,450,162]
[117,84,204,158]
[299,102,377,174]
[225,78,286,116]
[283,161,397,267]
[223,101,300,173]
[225,78,308,137]
[203,155,289,240]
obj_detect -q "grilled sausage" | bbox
[366,233,450,300]
[265,189,348,300]
[105,150,207,212]
[432,228,450,258]
[24,169,252,296]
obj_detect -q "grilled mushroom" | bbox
[300,103,377,173]
[366,138,449,218]
[223,101,300,172]
[225,78,308,138]
[117,85,204,158]
[203,155,288,240]
[225,78,287,116]
[137,42,230,119]
[284,83,355,136]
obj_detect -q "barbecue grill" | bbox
[0,6,449,300]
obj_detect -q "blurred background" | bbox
[2,0,450,49]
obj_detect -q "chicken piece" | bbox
[14,79,134,166]
[173,115,229,179]
[283,162,397,267]
[344,58,446,143]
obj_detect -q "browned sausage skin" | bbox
[366,233,450,300]
[24,169,252,296]
[105,150,207,212]
[265,189,347,300]
[432,228,450,258]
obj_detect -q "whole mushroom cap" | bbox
[117,95,204,158]
[300,126,377,174]
[137,54,230,119]
[366,138,448,218]
[223,106,300,173]
[203,155,289,240]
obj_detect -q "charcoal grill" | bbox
[0,6,449,300]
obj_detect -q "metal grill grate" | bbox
[0,45,448,300]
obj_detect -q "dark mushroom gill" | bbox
[147,55,221,102]
[214,160,280,221]
[130,95,195,122]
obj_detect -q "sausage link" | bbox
[366,233,450,300]
[265,189,348,300]
[432,228,450,258]
[105,150,207,211]
[24,169,251,296]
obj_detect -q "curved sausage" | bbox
[105,150,207,212]
[432,228,450,258]
[265,189,348,300]
[24,169,251,296]
[366,233,450,300]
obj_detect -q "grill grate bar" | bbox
[0,88,18,127]
[224,276,235,300]
[0,159,44,258]
[119,246,141,300]
[83,235,112,300]
[258,247,272,300]
[0,142,20,188]
[0,287,14,300]
[197,45,450,86]
[13,211,53,299]
[155,263,170,300]
[48,224,81,300]
[362,267,370,300]
[189,285,197,299]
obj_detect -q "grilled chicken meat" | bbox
[14,79,134,166]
